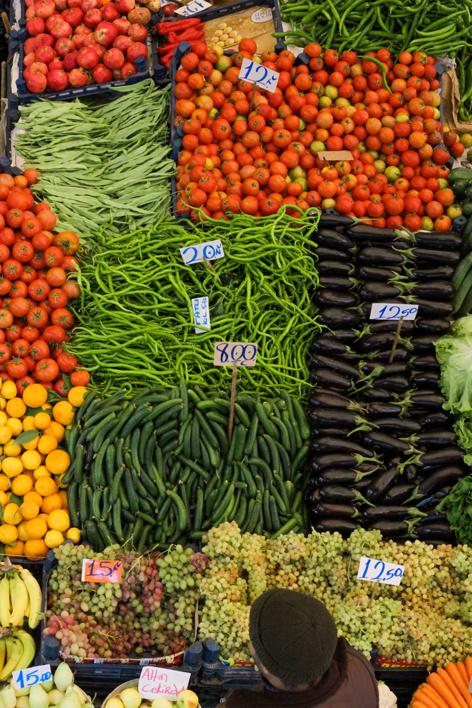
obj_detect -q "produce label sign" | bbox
[192,296,210,333]
[357,556,404,586]
[214,342,257,367]
[81,559,123,584]
[370,303,419,321]
[138,666,191,700]
[239,58,279,93]
[174,0,212,16]
[180,239,224,265]
[317,150,354,161]
[12,665,52,691]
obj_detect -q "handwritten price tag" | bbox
[214,342,257,367]
[357,556,404,586]
[370,303,419,321]
[317,150,354,161]
[239,58,279,93]
[13,665,52,691]
[192,296,210,334]
[138,666,191,700]
[180,239,224,265]
[81,559,123,584]
[175,0,211,16]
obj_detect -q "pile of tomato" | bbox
[0,170,89,394]
[173,39,465,230]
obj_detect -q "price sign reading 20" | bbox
[180,239,224,265]
[214,342,257,367]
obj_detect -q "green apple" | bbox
[374,159,386,173]
[421,216,434,231]
[319,96,332,108]
[310,141,326,154]
[216,56,232,72]
[324,85,338,99]
[176,690,199,708]
[437,178,448,189]
[395,113,409,123]
[460,132,472,147]
[385,166,401,182]
[289,166,305,179]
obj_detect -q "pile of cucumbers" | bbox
[64,383,310,550]
[451,167,472,315]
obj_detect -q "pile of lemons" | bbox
[0,381,86,559]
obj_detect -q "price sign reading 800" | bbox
[239,58,280,93]
[180,239,224,265]
[370,303,419,321]
[214,342,257,367]
[13,665,52,691]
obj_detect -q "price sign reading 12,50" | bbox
[12,665,52,691]
[214,342,257,367]
[81,559,123,584]
[357,556,404,586]
[370,303,419,321]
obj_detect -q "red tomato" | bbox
[34,357,59,382]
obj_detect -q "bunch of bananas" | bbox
[0,566,42,629]
[0,630,35,681]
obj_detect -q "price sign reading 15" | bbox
[357,556,404,586]
[13,665,52,691]
[370,303,419,321]
[214,342,257,367]
[81,559,123,584]
[239,58,280,93]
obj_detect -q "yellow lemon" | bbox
[66,527,81,543]
[44,422,64,442]
[68,387,87,408]
[35,477,57,497]
[17,521,29,542]
[45,450,70,475]
[2,457,23,478]
[41,493,62,514]
[0,426,12,445]
[0,398,5,411]
[33,466,50,481]
[19,501,39,521]
[11,474,33,496]
[0,473,10,491]
[22,416,36,432]
[44,529,64,549]
[1,381,17,400]
[24,517,47,540]
[22,384,47,408]
[6,418,23,436]
[3,503,22,525]
[21,450,42,471]
[6,398,26,419]
[34,412,52,431]
[0,490,8,506]
[52,401,74,426]
[37,435,58,455]
[0,524,18,544]
[4,441,21,457]
[22,435,39,451]
[47,509,69,532]
[24,490,42,506]
[0,412,7,426]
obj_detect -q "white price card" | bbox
[239,58,280,93]
[370,303,419,321]
[13,665,52,691]
[138,666,191,700]
[192,296,210,333]
[317,150,354,161]
[357,556,404,586]
[180,239,224,265]
[214,342,257,367]
[251,7,272,21]
[175,0,211,15]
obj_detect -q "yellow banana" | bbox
[17,568,42,630]
[0,637,22,681]
[9,575,28,628]
[0,576,11,628]
[0,639,5,672]
[14,630,35,671]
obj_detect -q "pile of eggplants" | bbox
[307,216,468,543]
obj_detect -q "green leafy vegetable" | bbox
[435,315,472,413]
[439,475,472,545]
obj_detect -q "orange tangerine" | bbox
[52,401,74,426]
[4,540,24,556]
[24,490,42,506]
[0,524,18,544]
[2,457,22,478]
[45,530,64,549]
[6,398,26,419]
[45,450,70,475]
[3,503,22,525]
[35,477,57,497]
[22,450,42,471]
[19,501,39,520]
[6,418,23,436]
[1,381,17,400]
[47,509,69,532]
[34,412,51,430]
[41,493,62,514]
[68,387,87,407]
[24,539,48,559]
[22,384,48,408]
[11,474,33,496]
[37,435,58,455]
[24,517,47,539]
[33,466,50,481]
[44,422,64,442]
[0,473,10,491]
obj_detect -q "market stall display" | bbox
[1,661,93,706]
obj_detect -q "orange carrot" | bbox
[413,700,442,708]
[466,658,472,682]
[445,663,472,707]
[418,683,451,708]
[457,663,468,687]
[428,671,464,707]
[437,667,468,708]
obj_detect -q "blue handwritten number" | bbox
[203,243,215,260]
[16,672,24,689]
[373,560,385,580]
[182,246,198,265]
[394,568,403,577]
[360,558,371,578]
[27,669,39,687]
[243,61,255,80]
[216,343,229,364]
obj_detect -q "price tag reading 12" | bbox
[180,239,224,266]
[357,556,404,586]
[174,0,212,16]
[81,559,123,584]
[239,58,280,93]
[13,665,52,691]
[214,342,257,367]
[370,303,419,321]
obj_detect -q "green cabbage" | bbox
[435,315,472,413]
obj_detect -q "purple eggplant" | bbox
[309,408,369,429]
[372,348,409,363]
[411,356,440,371]
[419,412,450,429]
[415,231,461,249]
[375,418,420,434]
[408,391,445,412]
[310,389,363,411]
[416,318,452,334]
[319,276,356,291]
[317,246,350,262]
[412,248,460,266]
[360,283,401,302]
[311,452,380,471]
[415,523,455,542]
[317,229,354,250]
[312,502,361,518]
[317,469,374,485]
[418,465,464,494]
[409,266,454,282]
[414,299,454,317]
[363,431,415,455]
[416,487,452,510]
[312,354,359,379]
[364,505,422,521]
[318,289,358,308]
[312,336,359,359]
[319,214,355,228]
[319,308,361,327]
[383,483,418,504]
[358,246,404,266]
[421,448,463,471]
[315,518,360,534]
[412,282,454,301]
[347,224,397,240]
[414,430,456,448]
[365,466,399,502]
[311,368,352,390]
[318,260,354,276]
[311,436,375,457]
[358,265,402,282]
[412,371,440,387]
[372,376,409,393]
[365,402,402,416]
[367,520,412,536]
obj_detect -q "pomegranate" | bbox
[81,0,98,9]
[126,41,146,63]
[26,17,45,35]
[84,8,102,27]
[24,52,37,66]
[103,47,124,69]
[90,42,105,58]
[92,63,113,82]
[25,7,36,19]
[102,3,120,21]
[48,17,73,38]
[94,21,117,46]
[55,36,74,55]
[67,0,83,7]
[127,7,150,24]
[68,67,89,86]
[35,45,56,62]
[35,32,55,46]
[34,0,55,18]
[120,61,136,79]
[48,58,64,69]
[76,45,99,68]
[24,37,39,53]
[26,71,48,93]
[61,7,83,26]
[54,0,68,10]
[113,34,132,51]
[127,22,147,41]
[113,16,130,33]
[47,68,69,90]
[30,60,48,74]
[62,50,77,69]
[116,0,134,13]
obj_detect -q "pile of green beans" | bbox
[279,0,472,55]
[16,81,174,243]
[456,47,472,121]
[67,207,321,399]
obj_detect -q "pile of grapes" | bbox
[45,543,208,660]
[198,523,472,667]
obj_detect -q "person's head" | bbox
[249,589,338,692]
